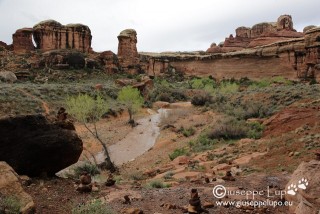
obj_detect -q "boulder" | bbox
[0,161,35,213]
[0,71,17,82]
[0,115,83,176]
[285,160,320,214]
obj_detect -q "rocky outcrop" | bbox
[210,15,304,52]
[206,43,222,53]
[0,115,83,177]
[33,20,92,52]
[117,29,139,73]
[285,160,320,214]
[12,28,34,53]
[0,161,35,213]
[98,51,119,73]
[0,41,12,51]
[141,25,320,81]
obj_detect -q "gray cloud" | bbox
[0,0,319,53]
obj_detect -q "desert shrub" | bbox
[191,91,212,106]
[0,46,4,51]
[72,199,114,214]
[309,78,318,85]
[179,126,196,137]
[189,77,217,93]
[207,118,248,140]
[218,82,239,94]
[189,134,218,152]
[169,148,188,160]
[73,162,100,178]
[129,171,146,181]
[246,122,264,139]
[163,171,175,180]
[248,76,292,90]
[0,195,21,214]
[148,78,188,103]
[147,180,170,188]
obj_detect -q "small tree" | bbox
[66,93,116,172]
[117,86,144,125]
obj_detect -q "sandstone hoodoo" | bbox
[0,115,83,177]
[12,28,34,53]
[33,20,92,52]
[117,29,139,73]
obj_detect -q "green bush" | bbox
[147,180,171,188]
[190,77,216,93]
[72,200,114,214]
[247,122,264,139]
[218,82,239,94]
[169,148,188,160]
[0,195,21,214]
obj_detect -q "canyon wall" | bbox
[140,27,320,81]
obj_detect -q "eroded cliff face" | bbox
[140,27,320,81]
[33,20,92,52]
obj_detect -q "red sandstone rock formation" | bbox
[99,51,119,73]
[117,29,139,73]
[209,15,304,52]
[33,20,92,52]
[12,28,35,53]
[0,41,12,51]
[141,26,320,82]
[206,43,222,53]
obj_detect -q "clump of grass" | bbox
[73,162,100,178]
[189,134,218,152]
[179,126,196,137]
[0,195,21,214]
[146,180,171,188]
[72,199,114,214]
[163,171,175,180]
[169,148,188,160]
[129,171,146,181]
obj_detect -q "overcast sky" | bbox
[0,0,319,53]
